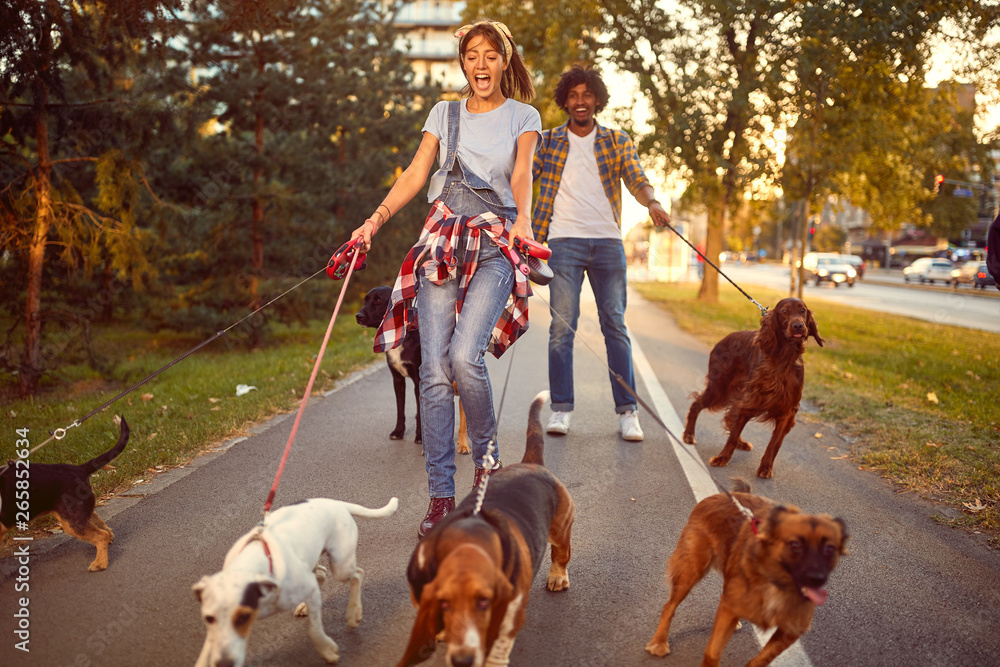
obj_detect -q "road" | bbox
[2,283,1000,666]
[716,262,1000,333]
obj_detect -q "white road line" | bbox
[629,329,814,667]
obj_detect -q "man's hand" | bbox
[648,201,671,227]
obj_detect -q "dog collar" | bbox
[242,531,275,575]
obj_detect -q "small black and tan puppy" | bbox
[1,418,129,571]
[356,286,467,453]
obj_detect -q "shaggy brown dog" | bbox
[1,419,129,571]
[645,480,848,667]
[683,298,823,478]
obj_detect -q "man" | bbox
[532,65,670,441]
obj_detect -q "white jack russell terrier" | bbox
[193,497,398,666]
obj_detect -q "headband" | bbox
[454,21,514,61]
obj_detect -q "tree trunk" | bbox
[249,78,265,312]
[21,87,52,397]
[698,200,724,302]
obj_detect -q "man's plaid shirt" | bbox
[374,200,530,358]
[531,121,652,243]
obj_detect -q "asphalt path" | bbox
[3,283,1000,666]
[715,263,1000,333]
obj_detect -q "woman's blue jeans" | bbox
[546,237,637,415]
[417,239,514,498]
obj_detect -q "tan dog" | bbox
[397,391,574,667]
[1,418,129,572]
[646,480,848,667]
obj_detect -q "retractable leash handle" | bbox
[510,236,554,285]
[326,238,368,280]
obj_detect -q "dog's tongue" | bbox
[802,586,829,605]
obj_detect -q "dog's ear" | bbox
[754,309,781,354]
[192,576,210,603]
[806,308,824,347]
[244,577,279,609]
[485,568,515,649]
[398,579,441,666]
[834,517,850,555]
[757,505,794,542]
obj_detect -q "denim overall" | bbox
[417,100,516,498]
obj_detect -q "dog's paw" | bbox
[546,568,569,592]
[294,602,309,617]
[736,438,753,451]
[345,602,362,628]
[390,429,404,441]
[682,433,696,445]
[456,441,471,455]
[645,639,670,657]
[88,560,108,572]
[709,455,731,467]
[756,466,774,479]
[317,639,340,664]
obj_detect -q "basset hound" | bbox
[397,391,574,667]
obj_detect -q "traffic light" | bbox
[808,226,816,237]
[934,174,944,194]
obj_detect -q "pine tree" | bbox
[0,0,181,396]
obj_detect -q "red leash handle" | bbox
[326,238,367,280]
[264,244,363,513]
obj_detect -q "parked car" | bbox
[799,252,840,273]
[809,256,856,287]
[903,257,954,284]
[951,261,996,289]
[839,254,866,279]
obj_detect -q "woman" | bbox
[350,20,540,537]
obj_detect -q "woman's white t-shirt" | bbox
[423,98,541,207]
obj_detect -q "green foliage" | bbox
[813,224,847,252]
[142,0,435,339]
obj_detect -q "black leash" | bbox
[660,220,769,316]
[531,286,748,502]
[9,266,330,469]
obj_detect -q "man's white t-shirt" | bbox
[548,127,620,240]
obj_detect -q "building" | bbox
[391,1,466,92]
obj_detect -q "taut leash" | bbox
[659,220,769,316]
[261,239,366,516]
[2,266,333,475]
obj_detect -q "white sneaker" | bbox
[547,411,572,435]
[619,410,644,441]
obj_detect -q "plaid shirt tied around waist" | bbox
[374,200,530,358]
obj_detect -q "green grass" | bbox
[2,312,377,510]
[634,281,1000,544]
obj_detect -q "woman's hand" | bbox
[350,218,379,254]
[510,214,534,244]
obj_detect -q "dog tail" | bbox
[344,497,399,520]
[521,391,549,466]
[730,477,751,494]
[80,417,130,476]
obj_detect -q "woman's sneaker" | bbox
[546,411,572,435]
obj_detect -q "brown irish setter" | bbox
[683,298,824,478]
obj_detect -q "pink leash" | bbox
[262,239,367,515]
